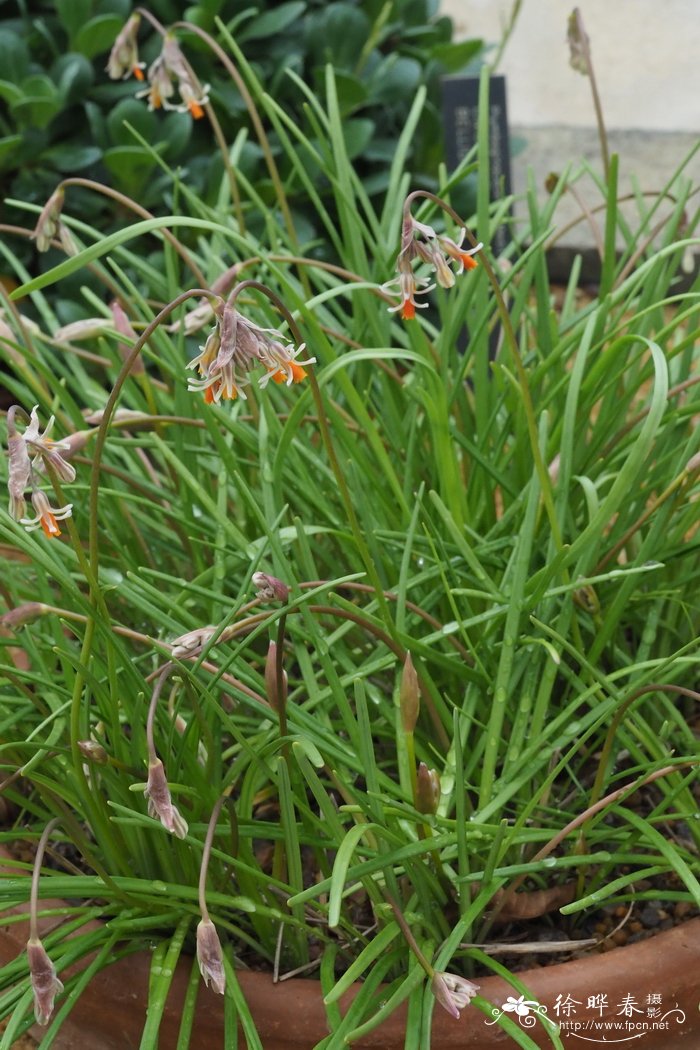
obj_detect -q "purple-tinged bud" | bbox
[252,572,289,603]
[110,300,144,375]
[0,602,46,629]
[27,937,64,1025]
[144,758,188,838]
[431,971,479,1020]
[196,918,226,994]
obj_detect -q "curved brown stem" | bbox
[172,21,296,247]
[59,177,207,287]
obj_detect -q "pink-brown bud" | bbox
[252,572,289,603]
[78,740,108,764]
[0,603,46,629]
[144,759,188,838]
[110,299,144,375]
[432,971,479,1019]
[27,937,63,1025]
[415,762,440,815]
[196,918,226,994]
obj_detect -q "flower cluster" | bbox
[6,406,75,539]
[108,20,209,118]
[383,205,482,320]
[187,303,315,405]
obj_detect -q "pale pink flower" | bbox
[432,971,480,1019]
[24,407,76,483]
[21,490,72,538]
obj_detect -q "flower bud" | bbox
[196,918,226,994]
[415,762,440,815]
[110,300,144,375]
[32,188,65,252]
[431,971,479,1020]
[567,8,590,75]
[78,740,108,765]
[252,572,289,603]
[171,625,216,659]
[399,652,419,733]
[27,937,63,1025]
[144,758,188,838]
[0,602,46,628]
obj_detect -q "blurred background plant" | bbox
[0,0,483,274]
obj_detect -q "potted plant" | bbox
[0,9,698,1049]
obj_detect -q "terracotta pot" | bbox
[2,846,699,1049]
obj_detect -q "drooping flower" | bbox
[382,252,434,320]
[27,937,64,1026]
[257,338,315,387]
[21,489,72,539]
[106,14,145,81]
[31,188,65,253]
[196,919,226,994]
[144,758,188,838]
[136,54,177,111]
[161,35,209,118]
[432,971,480,1019]
[7,418,32,521]
[23,407,76,483]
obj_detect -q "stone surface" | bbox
[441,0,700,131]
[439,2,699,262]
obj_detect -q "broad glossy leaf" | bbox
[74,15,126,60]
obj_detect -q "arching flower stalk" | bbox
[196,794,228,995]
[142,664,188,838]
[26,818,64,1026]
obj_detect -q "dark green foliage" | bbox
[0,0,483,262]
